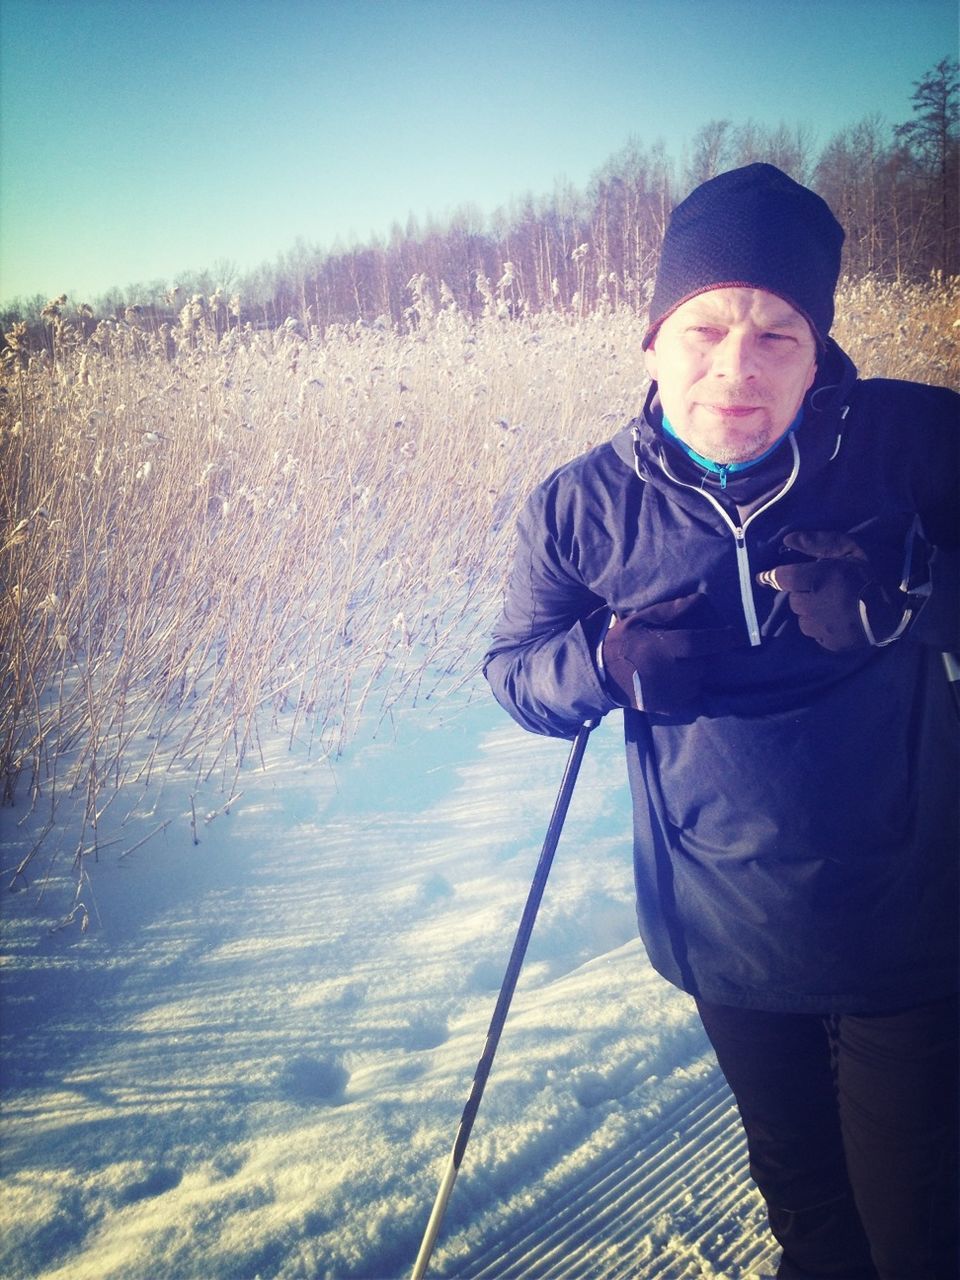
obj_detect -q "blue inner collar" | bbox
[661,409,802,488]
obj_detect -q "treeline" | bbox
[3,58,956,342]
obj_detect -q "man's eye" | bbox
[761,332,793,342]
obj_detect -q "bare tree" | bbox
[815,116,890,277]
[894,57,959,274]
[686,121,733,187]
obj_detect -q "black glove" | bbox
[756,530,913,652]
[602,593,738,713]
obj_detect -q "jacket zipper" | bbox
[646,433,803,647]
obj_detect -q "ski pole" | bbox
[411,717,600,1280]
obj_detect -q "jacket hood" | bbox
[611,338,859,493]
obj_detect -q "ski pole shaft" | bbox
[411,718,599,1280]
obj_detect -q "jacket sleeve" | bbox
[483,479,622,739]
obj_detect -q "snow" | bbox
[1,684,779,1279]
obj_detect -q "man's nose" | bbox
[711,333,756,378]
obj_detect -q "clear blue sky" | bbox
[1,0,956,305]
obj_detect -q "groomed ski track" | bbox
[437,1062,779,1280]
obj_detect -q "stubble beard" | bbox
[705,430,776,465]
[687,414,780,465]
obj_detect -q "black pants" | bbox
[695,996,959,1280]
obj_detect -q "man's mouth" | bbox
[705,404,762,418]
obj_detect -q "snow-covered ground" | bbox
[1,685,779,1279]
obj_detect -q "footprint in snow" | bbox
[278,1055,349,1105]
[573,1062,639,1108]
[402,1017,449,1051]
[120,1165,183,1203]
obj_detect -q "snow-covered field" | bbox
[1,681,779,1280]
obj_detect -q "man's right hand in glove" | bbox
[601,593,739,714]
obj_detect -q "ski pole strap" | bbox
[942,652,960,719]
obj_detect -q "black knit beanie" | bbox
[643,163,844,348]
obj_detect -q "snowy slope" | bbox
[1,692,779,1279]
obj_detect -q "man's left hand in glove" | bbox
[756,529,918,652]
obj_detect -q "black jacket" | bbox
[484,341,959,1013]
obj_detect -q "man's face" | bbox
[644,287,819,464]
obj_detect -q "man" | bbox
[483,164,959,1280]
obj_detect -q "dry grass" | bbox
[832,273,960,385]
[1,276,956,902]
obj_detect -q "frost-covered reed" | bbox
[1,276,957,896]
